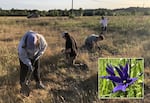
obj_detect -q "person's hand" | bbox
[34,56,40,61]
[65,49,71,53]
[33,57,39,65]
[97,46,101,51]
[33,55,40,65]
[61,49,65,54]
[28,65,33,72]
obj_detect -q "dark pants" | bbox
[19,59,41,85]
[101,26,107,33]
[65,53,76,66]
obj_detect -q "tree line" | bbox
[0,7,150,17]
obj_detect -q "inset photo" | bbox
[98,58,144,99]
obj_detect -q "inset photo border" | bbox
[98,58,144,99]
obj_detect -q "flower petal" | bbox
[127,78,138,86]
[107,76,123,83]
[113,84,127,92]
[106,64,115,76]
[124,63,129,76]
[115,66,124,80]
[120,63,129,79]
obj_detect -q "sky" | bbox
[0,0,150,10]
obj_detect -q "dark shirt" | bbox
[85,34,99,44]
[65,35,78,57]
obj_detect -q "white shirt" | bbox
[100,18,108,27]
[18,31,47,67]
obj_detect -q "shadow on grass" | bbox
[0,38,14,42]
[39,53,98,103]
[0,69,19,86]
[49,74,98,103]
[98,44,119,55]
[0,67,22,103]
[136,28,150,37]
[41,53,67,70]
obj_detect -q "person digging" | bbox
[18,30,47,96]
[84,34,104,52]
[61,32,89,70]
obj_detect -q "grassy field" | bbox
[0,16,150,103]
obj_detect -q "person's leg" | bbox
[32,59,41,82]
[101,26,104,33]
[105,26,107,33]
[70,56,76,66]
[19,59,29,86]
[66,54,76,67]
[65,53,70,65]
[32,59,45,89]
[104,26,107,31]
[19,59,31,95]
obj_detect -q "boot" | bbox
[36,81,45,89]
[20,82,31,96]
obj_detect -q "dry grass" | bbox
[0,16,149,103]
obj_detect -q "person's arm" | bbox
[19,49,32,67]
[18,42,32,68]
[34,34,47,61]
[19,52,33,71]
[95,41,98,47]
[93,37,99,49]
[65,49,71,53]
[91,40,97,50]
[18,34,32,66]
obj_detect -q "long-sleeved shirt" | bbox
[18,31,47,67]
[65,35,78,57]
[85,34,99,45]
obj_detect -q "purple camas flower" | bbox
[100,63,137,93]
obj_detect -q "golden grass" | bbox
[0,16,149,103]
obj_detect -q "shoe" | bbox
[36,81,45,89]
[20,83,30,96]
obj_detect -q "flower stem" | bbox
[124,91,128,97]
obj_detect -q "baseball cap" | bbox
[61,31,68,38]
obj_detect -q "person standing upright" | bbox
[100,16,108,34]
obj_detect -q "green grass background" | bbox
[98,58,144,99]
